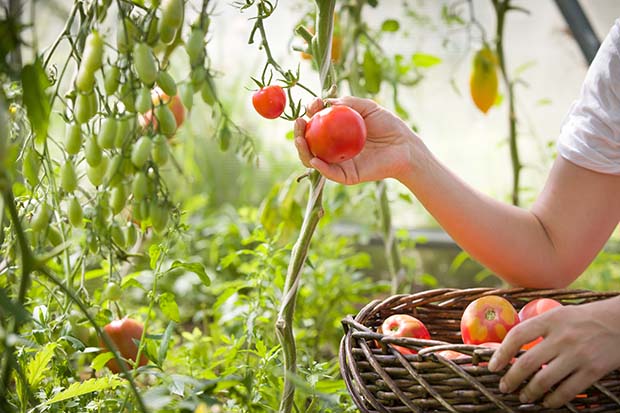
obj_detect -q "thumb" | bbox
[309,157,347,184]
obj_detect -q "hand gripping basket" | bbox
[339,287,620,412]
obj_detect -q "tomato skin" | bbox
[131,172,149,200]
[76,31,104,92]
[110,184,127,215]
[155,103,177,136]
[135,87,152,114]
[103,282,122,301]
[158,0,184,45]
[100,318,149,374]
[460,295,519,345]
[125,222,138,246]
[381,314,431,355]
[252,85,286,119]
[131,136,152,168]
[85,135,103,167]
[74,92,93,124]
[104,65,121,96]
[98,117,117,149]
[139,88,185,134]
[151,134,169,166]
[31,203,52,232]
[87,156,109,187]
[436,349,467,360]
[156,71,177,97]
[304,105,367,163]
[518,298,562,350]
[186,28,206,67]
[133,43,158,86]
[60,161,78,193]
[470,46,498,114]
[68,196,83,228]
[179,82,194,111]
[65,123,82,155]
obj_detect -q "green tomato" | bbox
[74,92,93,124]
[65,123,82,155]
[120,82,136,113]
[131,136,152,168]
[22,147,41,187]
[125,222,138,247]
[103,282,122,301]
[150,200,169,234]
[105,153,124,186]
[155,104,176,136]
[133,43,158,86]
[60,160,78,193]
[200,75,217,106]
[151,134,169,166]
[131,199,144,222]
[179,82,194,111]
[110,184,127,215]
[131,171,148,200]
[83,31,104,72]
[75,67,96,93]
[31,203,52,233]
[87,155,109,187]
[191,66,206,89]
[97,117,117,149]
[135,86,152,114]
[47,225,63,247]
[68,196,83,228]
[146,15,160,46]
[157,71,177,97]
[218,121,231,151]
[110,223,126,248]
[104,65,121,96]
[85,135,102,167]
[186,28,205,67]
[159,25,177,46]
[114,116,132,148]
[160,0,184,28]
[139,199,151,222]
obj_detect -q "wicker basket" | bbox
[339,287,620,413]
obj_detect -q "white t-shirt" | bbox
[557,19,620,175]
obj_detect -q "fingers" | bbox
[517,356,575,404]
[326,95,380,118]
[309,157,347,183]
[306,97,325,118]
[294,118,312,167]
[489,318,547,374]
[543,369,600,408]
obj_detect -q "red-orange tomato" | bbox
[381,314,431,355]
[460,295,519,345]
[252,85,286,119]
[304,105,367,163]
[436,349,467,360]
[518,298,562,350]
[139,87,185,133]
[100,318,149,373]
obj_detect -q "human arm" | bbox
[294,96,620,288]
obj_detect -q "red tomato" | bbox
[381,314,431,355]
[252,85,286,119]
[460,295,519,345]
[518,298,562,350]
[304,105,367,163]
[139,87,185,134]
[436,349,467,360]
[100,318,149,373]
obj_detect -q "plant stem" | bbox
[275,1,335,412]
[376,181,404,294]
[493,0,521,206]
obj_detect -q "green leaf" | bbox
[419,273,438,287]
[362,49,382,94]
[27,343,56,387]
[45,376,124,404]
[158,292,180,322]
[149,244,162,269]
[158,321,175,364]
[381,19,400,32]
[170,260,210,286]
[21,58,51,146]
[91,352,114,372]
[412,53,441,68]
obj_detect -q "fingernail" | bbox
[519,393,530,404]
[488,357,498,372]
[499,381,507,393]
[309,158,319,167]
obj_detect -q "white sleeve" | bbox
[557,19,620,175]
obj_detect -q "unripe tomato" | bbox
[191,66,207,89]
[47,225,63,247]
[133,43,158,86]
[98,117,117,149]
[74,92,93,124]
[304,105,367,163]
[150,200,169,233]
[200,75,216,106]
[88,90,99,119]
[60,160,78,193]
[68,196,83,228]
[151,134,169,166]
[179,82,194,111]
[110,223,126,247]
[120,82,136,113]
[135,87,152,114]
[87,156,109,187]
[518,298,562,350]
[158,0,184,45]
[145,15,160,46]
[156,71,177,97]
[381,314,431,355]
[76,68,96,93]
[104,65,121,96]
[100,318,149,373]
[131,171,148,200]
[85,135,103,167]
[252,85,286,119]
[103,282,122,301]
[114,116,132,148]
[460,295,519,345]
[105,153,124,186]
[22,147,41,187]
[110,184,127,215]
[82,31,104,72]
[470,46,498,114]
[155,104,177,136]
[65,123,82,155]
[31,203,52,232]
[185,28,206,67]
[131,199,144,222]
[125,222,138,246]
[139,199,150,222]
[139,88,185,134]
[131,136,152,168]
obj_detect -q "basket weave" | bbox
[339,287,620,413]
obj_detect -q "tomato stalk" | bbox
[274,1,335,412]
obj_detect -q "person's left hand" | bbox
[488,296,620,408]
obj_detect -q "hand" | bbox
[294,96,417,185]
[488,297,620,408]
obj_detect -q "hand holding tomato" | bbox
[488,296,620,408]
[518,298,562,350]
[294,96,417,184]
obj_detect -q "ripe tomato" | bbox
[518,298,562,350]
[304,105,367,163]
[381,314,431,355]
[252,85,286,119]
[133,43,158,86]
[460,295,519,345]
[100,318,149,374]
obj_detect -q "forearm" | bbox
[396,135,620,288]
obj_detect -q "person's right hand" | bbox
[294,96,418,185]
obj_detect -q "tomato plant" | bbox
[519,298,562,349]
[304,105,367,163]
[380,314,431,355]
[252,85,287,119]
[460,295,520,344]
[100,318,149,374]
